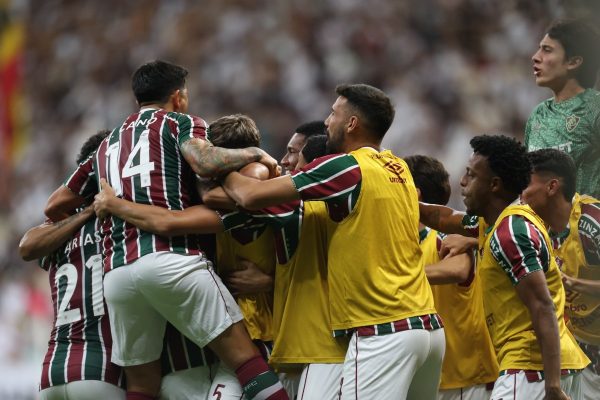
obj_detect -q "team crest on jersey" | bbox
[566,115,580,132]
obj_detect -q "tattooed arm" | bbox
[180,138,278,178]
[19,206,95,261]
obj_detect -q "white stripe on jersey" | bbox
[79,229,87,379]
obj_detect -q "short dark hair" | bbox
[546,19,600,88]
[404,155,451,205]
[301,135,328,164]
[528,148,577,201]
[208,114,260,149]
[76,130,111,164]
[295,120,326,138]
[470,135,531,197]
[131,60,188,105]
[335,84,395,139]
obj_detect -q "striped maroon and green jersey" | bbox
[460,214,480,237]
[550,202,600,267]
[488,215,551,285]
[160,322,217,376]
[65,109,209,272]
[39,217,123,390]
[291,153,362,222]
[219,201,303,265]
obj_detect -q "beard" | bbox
[326,128,344,154]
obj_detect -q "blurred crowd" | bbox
[1,0,598,397]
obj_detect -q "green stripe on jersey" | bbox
[292,154,359,199]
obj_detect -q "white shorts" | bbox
[208,363,244,400]
[438,384,491,400]
[160,366,214,400]
[279,371,301,400]
[580,368,600,400]
[298,363,343,400]
[39,380,125,400]
[490,371,580,400]
[104,252,243,366]
[340,328,445,400]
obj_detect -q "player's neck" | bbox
[544,197,572,233]
[552,79,585,103]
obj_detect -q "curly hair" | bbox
[528,148,577,201]
[404,155,451,205]
[470,135,531,197]
[76,129,111,164]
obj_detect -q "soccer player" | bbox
[405,155,498,400]
[526,19,600,198]
[43,60,286,400]
[19,130,125,400]
[20,131,220,400]
[420,135,589,400]
[280,121,326,174]
[521,148,600,400]
[219,84,445,400]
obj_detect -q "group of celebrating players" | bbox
[17,17,600,400]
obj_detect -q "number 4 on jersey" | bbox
[106,129,155,195]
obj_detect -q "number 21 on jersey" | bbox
[55,254,104,327]
[106,129,155,196]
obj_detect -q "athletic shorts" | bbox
[39,380,125,400]
[160,366,214,400]
[340,328,445,400]
[104,252,243,366]
[298,363,343,400]
[490,370,580,400]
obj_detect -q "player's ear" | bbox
[566,55,583,71]
[171,89,182,110]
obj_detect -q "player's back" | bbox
[40,217,122,390]
[94,108,209,271]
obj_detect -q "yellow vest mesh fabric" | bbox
[269,201,348,368]
[478,204,589,371]
[557,193,600,345]
[216,227,275,341]
[327,148,435,330]
[423,229,499,388]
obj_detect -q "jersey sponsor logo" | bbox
[382,160,407,184]
[565,115,580,132]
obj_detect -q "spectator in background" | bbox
[526,19,600,198]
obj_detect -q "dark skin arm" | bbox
[45,185,87,221]
[94,179,224,236]
[224,258,274,296]
[516,271,569,400]
[425,253,473,285]
[562,272,600,299]
[19,206,94,261]
[439,235,478,258]
[180,138,278,179]
[419,202,472,236]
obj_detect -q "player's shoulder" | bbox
[165,111,207,125]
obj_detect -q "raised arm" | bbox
[419,202,473,236]
[180,138,278,178]
[94,179,225,236]
[45,185,87,221]
[19,206,94,261]
[222,172,299,210]
[202,162,271,210]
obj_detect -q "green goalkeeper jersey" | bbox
[525,88,600,198]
